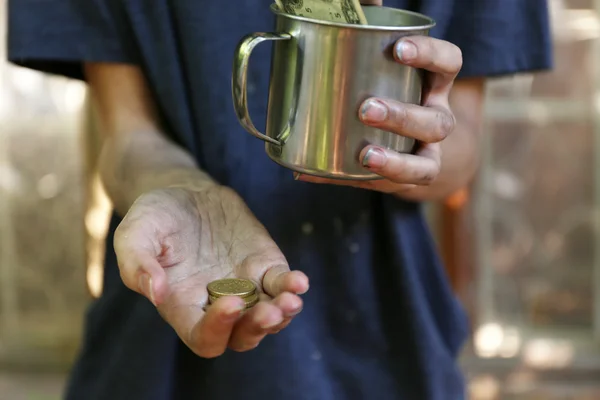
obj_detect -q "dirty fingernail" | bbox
[362,147,387,169]
[361,99,388,123]
[138,274,156,306]
[287,306,303,317]
[297,282,309,295]
[223,304,245,321]
[396,40,417,62]
[261,315,284,330]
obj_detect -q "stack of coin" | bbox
[207,278,259,310]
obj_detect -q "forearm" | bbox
[84,62,217,216]
[98,129,215,216]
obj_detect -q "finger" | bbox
[272,291,303,317]
[394,36,462,78]
[267,319,292,334]
[296,173,416,194]
[228,301,285,352]
[262,265,310,297]
[297,144,441,186]
[132,256,168,306]
[232,249,293,293]
[360,144,441,185]
[228,292,303,349]
[359,98,455,143]
[360,0,381,4]
[265,292,303,334]
[186,295,246,358]
[114,225,168,306]
[394,36,462,91]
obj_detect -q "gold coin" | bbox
[208,293,256,302]
[207,278,259,310]
[209,292,259,309]
[207,278,256,298]
[244,294,259,308]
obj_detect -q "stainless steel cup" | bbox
[232,5,435,180]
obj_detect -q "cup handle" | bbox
[232,32,292,146]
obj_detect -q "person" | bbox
[7,0,552,399]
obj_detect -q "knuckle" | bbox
[433,111,455,140]
[422,38,440,68]
[435,40,462,75]
[414,166,439,185]
[262,263,291,294]
[419,163,441,185]
[449,43,463,71]
[410,35,430,51]
[387,160,411,183]
[418,173,436,185]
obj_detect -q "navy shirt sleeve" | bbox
[441,0,553,78]
[7,0,137,80]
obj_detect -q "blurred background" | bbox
[0,0,599,399]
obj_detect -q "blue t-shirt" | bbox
[8,1,552,399]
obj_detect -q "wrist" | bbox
[103,163,219,216]
[130,167,219,204]
[158,168,218,192]
[99,130,218,214]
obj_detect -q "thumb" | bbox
[262,265,310,297]
[113,226,169,306]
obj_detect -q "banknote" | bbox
[275,0,368,25]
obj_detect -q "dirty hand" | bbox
[297,34,462,196]
[113,185,309,358]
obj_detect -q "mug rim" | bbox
[270,4,436,31]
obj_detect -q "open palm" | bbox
[113,185,309,357]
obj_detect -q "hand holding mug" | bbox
[233,6,439,180]
[297,35,463,195]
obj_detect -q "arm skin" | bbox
[85,63,217,216]
[86,63,311,358]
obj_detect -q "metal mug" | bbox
[232,5,436,180]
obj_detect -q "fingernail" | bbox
[297,283,309,295]
[287,306,303,318]
[138,274,156,306]
[362,147,387,169]
[223,304,245,321]
[260,315,284,330]
[361,99,388,123]
[396,40,417,62]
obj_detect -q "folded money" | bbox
[274,0,368,25]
